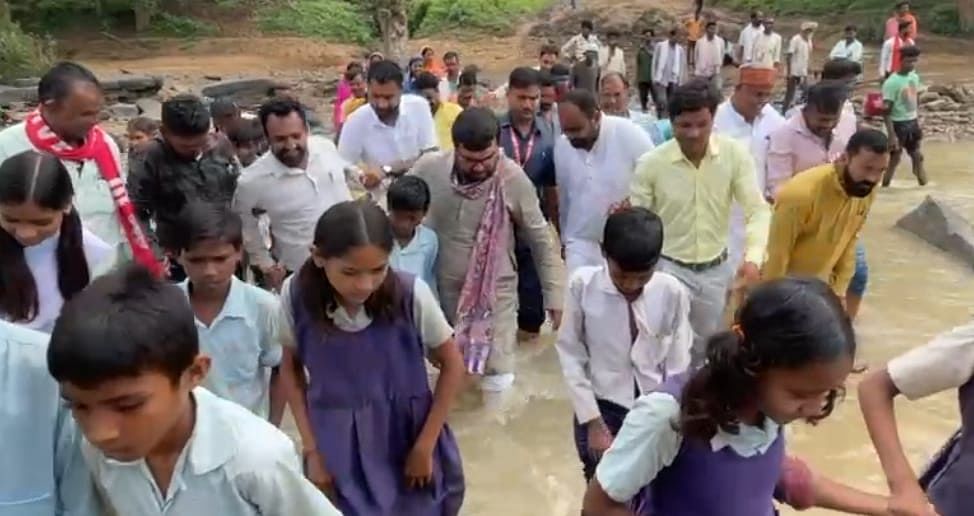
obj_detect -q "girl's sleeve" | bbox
[411,276,454,350]
[887,319,974,400]
[594,393,683,503]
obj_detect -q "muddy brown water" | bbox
[445,141,971,515]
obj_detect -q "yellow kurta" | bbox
[433,101,463,150]
[763,164,876,294]
[630,135,771,265]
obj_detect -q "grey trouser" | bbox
[658,257,735,368]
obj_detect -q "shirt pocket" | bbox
[205,323,265,382]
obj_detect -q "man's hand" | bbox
[261,263,287,292]
[360,167,383,189]
[586,419,614,460]
[737,260,761,286]
[547,309,563,330]
[607,198,631,215]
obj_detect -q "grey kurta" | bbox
[411,151,563,375]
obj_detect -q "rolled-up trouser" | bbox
[573,398,630,481]
[847,243,869,297]
[515,233,545,333]
[657,256,735,368]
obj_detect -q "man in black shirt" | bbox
[128,94,238,280]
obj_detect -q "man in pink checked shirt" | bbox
[765,81,855,201]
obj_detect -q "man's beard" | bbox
[274,146,307,168]
[841,166,876,198]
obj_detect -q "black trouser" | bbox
[515,232,545,334]
[783,76,804,113]
[573,398,630,481]
[637,81,654,112]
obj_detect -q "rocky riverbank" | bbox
[854,83,974,141]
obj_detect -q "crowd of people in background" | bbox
[0,0,966,515]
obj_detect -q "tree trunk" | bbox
[375,0,409,64]
[959,0,974,32]
[134,0,154,33]
[0,0,10,24]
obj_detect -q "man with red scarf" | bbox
[0,62,162,276]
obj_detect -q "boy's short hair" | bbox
[48,264,199,388]
[387,176,431,212]
[602,207,664,271]
[127,116,160,135]
[171,201,244,252]
[162,94,212,137]
[226,117,264,145]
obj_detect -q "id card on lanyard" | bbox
[510,131,536,168]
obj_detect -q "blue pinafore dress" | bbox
[290,272,465,516]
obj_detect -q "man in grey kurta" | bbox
[411,108,563,393]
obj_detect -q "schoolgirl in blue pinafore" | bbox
[288,270,464,516]
[583,278,893,516]
[860,317,974,516]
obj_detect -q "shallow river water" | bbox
[450,141,973,515]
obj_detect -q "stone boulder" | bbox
[136,98,163,119]
[896,195,974,268]
[201,78,281,99]
[0,86,38,105]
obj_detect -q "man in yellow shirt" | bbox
[629,79,770,366]
[414,72,463,150]
[763,129,889,298]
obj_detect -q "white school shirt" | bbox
[178,277,282,419]
[0,320,103,516]
[554,265,692,424]
[829,38,863,63]
[83,387,341,516]
[9,228,113,334]
[651,41,684,84]
[233,136,353,272]
[0,123,126,253]
[596,392,781,502]
[600,46,627,76]
[738,24,764,63]
[554,116,655,251]
[751,32,783,68]
[277,274,453,351]
[338,94,438,170]
[887,319,974,400]
[787,34,812,78]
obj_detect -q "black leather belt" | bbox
[663,249,729,272]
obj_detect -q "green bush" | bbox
[150,12,218,37]
[256,0,376,44]
[414,0,550,35]
[715,0,966,37]
[0,19,56,81]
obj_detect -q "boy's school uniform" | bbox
[82,387,342,516]
[0,320,103,516]
[178,277,283,419]
[596,377,786,515]
[555,265,693,424]
[389,224,439,295]
[887,319,974,515]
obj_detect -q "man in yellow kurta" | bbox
[630,80,771,367]
[414,71,463,150]
[763,129,890,296]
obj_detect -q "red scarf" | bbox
[24,111,164,277]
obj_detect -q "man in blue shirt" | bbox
[499,67,557,341]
